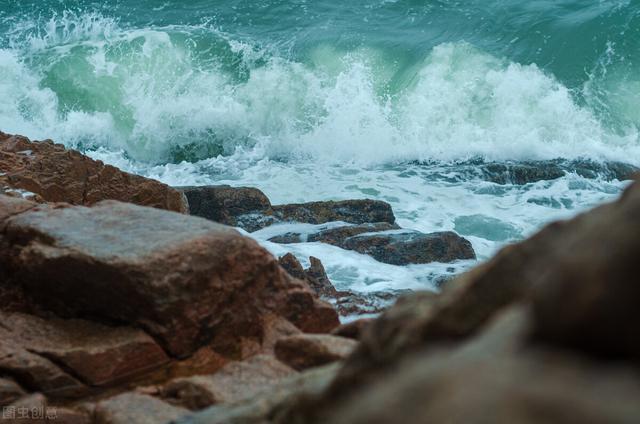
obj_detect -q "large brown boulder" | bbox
[93,393,189,424]
[0,132,187,213]
[0,197,338,359]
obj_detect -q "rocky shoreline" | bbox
[1,131,640,423]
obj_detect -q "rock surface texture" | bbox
[0,132,187,212]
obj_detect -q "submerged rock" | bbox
[0,132,188,213]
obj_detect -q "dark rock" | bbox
[334,291,401,317]
[272,200,395,227]
[1,198,338,359]
[161,355,296,410]
[269,222,400,245]
[342,230,476,265]
[0,378,25,407]
[275,335,357,371]
[279,254,339,299]
[178,185,273,232]
[0,132,188,213]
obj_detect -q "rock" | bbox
[176,364,340,424]
[275,335,357,371]
[162,355,296,410]
[1,199,338,359]
[3,393,47,423]
[330,319,375,340]
[269,222,400,245]
[272,200,395,227]
[93,393,189,424]
[47,407,92,424]
[342,230,476,265]
[529,180,640,360]
[0,378,25,407]
[177,185,396,232]
[179,186,273,232]
[0,312,169,388]
[278,254,339,299]
[334,291,401,317]
[0,132,187,213]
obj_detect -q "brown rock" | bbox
[162,355,296,410]
[282,319,640,424]
[93,393,188,424]
[0,378,25,407]
[0,312,169,387]
[342,230,476,265]
[3,393,47,423]
[182,363,340,424]
[272,200,395,227]
[179,185,273,232]
[330,319,374,340]
[48,407,92,424]
[1,200,337,358]
[275,335,357,371]
[278,253,307,281]
[0,132,187,212]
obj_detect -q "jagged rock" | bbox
[0,378,25,407]
[0,132,187,213]
[0,312,169,388]
[176,364,340,424]
[161,355,296,411]
[342,230,476,265]
[93,393,189,424]
[275,335,357,371]
[330,319,375,340]
[278,254,339,299]
[278,253,307,281]
[0,198,338,359]
[178,185,396,232]
[179,186,273,232]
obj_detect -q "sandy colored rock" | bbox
[275,334,357,371]
[94,392,188,424]
[162,355,296,410]
[1,200,338,358]
[0,132,187,212]
[0,378,25,407]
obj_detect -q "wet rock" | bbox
[94,392,189,424]
[161,355,296,410]
[269,222,400,245]
[0,132,187,213]
[330,319,375,341]
[272,200,395,227]
[0,378,25,407]
[278,254,339,299]
[0,312,169,388]
[179,185,274,232]
[334,291,401,317]
[176,364,340,424]
[275,335,357,371]
[1,199,338,359]
[342,230,476,265]
[178,185,396,232]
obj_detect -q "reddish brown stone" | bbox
[0,132,187,213]
[162,355,297,410]
[93,393,188,424]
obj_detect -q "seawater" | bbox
[1,0,638,293]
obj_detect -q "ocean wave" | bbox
[0,11,639,165]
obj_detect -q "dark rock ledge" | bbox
[179,185,477,265]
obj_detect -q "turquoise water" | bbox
[0,1,638,292]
